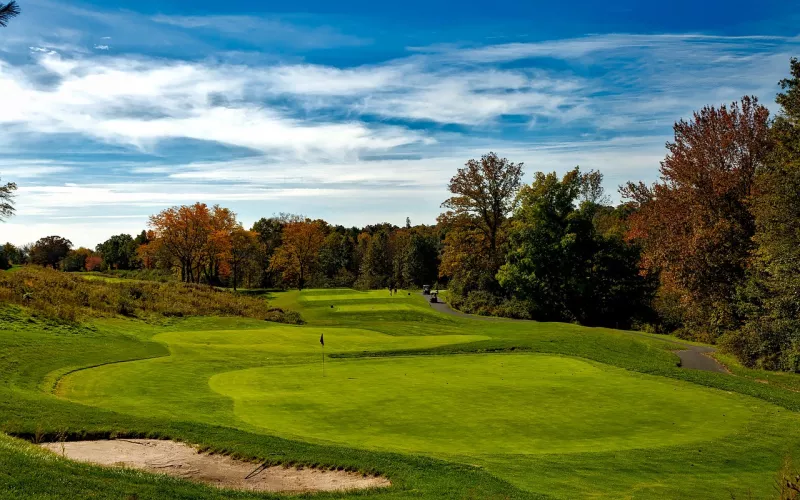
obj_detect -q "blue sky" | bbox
[1,0,798,247]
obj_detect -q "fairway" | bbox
[5,288,800,499]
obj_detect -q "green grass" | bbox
[2,288,800,499]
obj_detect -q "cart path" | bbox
[424,293,728,374]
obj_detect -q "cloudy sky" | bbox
[0,0,798,247]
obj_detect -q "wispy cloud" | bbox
[2,2,799,247]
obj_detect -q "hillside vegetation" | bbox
[0,267,301,324]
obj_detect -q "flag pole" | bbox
[320,333,325,378]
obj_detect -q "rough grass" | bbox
[0,267,301,324]
[2,288,800,498]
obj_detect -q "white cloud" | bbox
[93,44,109,50]
[0,53,428,160]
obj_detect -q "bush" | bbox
[0,267,302,324]
[99,268,176,282]
[496,298,533,320]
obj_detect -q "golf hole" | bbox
[40,439,390,493]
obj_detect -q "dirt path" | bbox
[424,293,728,374]
[40,439,389,493]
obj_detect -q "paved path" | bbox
[423,293,728,374]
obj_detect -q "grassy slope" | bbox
[1,289,799,498]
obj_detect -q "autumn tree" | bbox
[137,232,170,271]
[30,236,72,268]
[202,205,237,285]
[62,247,96,272]
[270,219,326,290]
[251,216,285,288]
[623,96,771,340]
[148,203,213,283]
[0,177,16,222]
[229,227,259,291]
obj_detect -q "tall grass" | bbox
[0,267,302,324]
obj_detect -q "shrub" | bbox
[0,267,302,324]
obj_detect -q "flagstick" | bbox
[322,344,325,378]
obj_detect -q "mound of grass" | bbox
[0,267,302,324]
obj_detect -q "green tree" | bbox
[317,232,356,287]
[0,247,10,270]
[1,243,24,264]
[441,152,524,264]
[96,234,137,270]
[359,231,392,288]
[439,153,523,299]
[498,168,654,327]
[0,177,16,222]
[402,232,439,287]
[30,236,72,268]
[0,1,20,28]
[731,58,800,370]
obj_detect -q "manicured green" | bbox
[2,288,800,499]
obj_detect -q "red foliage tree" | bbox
[622,96,771,338]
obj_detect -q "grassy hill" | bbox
[1,284,800,498]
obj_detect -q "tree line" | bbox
[0,211,441,293]
[1,58,798,372]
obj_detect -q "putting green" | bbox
[210,353,756,456]
[56,326,487,424]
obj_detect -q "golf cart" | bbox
[429,291,438,303]
[422,285,431,295]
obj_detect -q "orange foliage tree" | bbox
[270,219,326,290]
[148,203,240,284]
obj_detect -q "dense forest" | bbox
[1,58,799,373]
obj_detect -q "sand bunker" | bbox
[40,439,390,493]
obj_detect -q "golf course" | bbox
[1,286,799,499]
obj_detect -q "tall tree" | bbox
[440,152,523,298]
[622,96,771,340]
[0,177,16,221]
[441,152,523,260]
[270,219,326,290]
[359,230,392,288]
[30,236,72,268]
[229,227,259,291]
[96,234,136,270]
[202,205,237,285]
[0,1,20,28]
[251,217,284,288]
[402,231,440,287]
[148,203,212,283]
[499,168,655,326]
[733,59,800,370]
